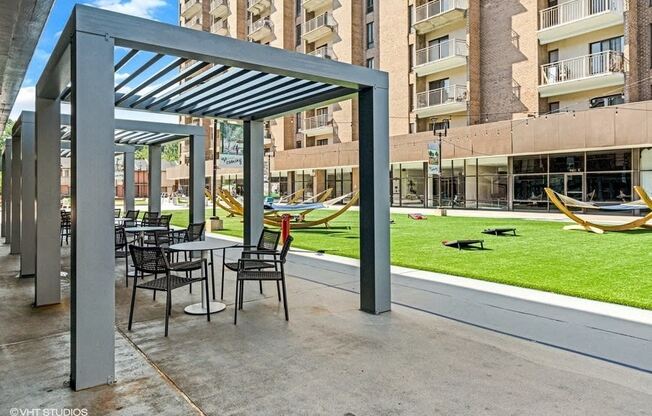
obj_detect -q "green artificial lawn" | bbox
[163,208,652,310]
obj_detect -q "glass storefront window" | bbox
[587,172,632,202]
[513,155,548,174]
[641,148,652,194]
[550,153,583,173]
[586,150,631,171]
[513,175,547,210]
[401,162,426,207]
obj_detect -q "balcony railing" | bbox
[303,12,334,35]
[307,45,334,59]
[247,0,271,14]
[186,16,203,31]
[415,85,467,110]
[210,0,229,18]
[248,18,273,37]
[415,39,467,66]
[415,0,467,24]
[181,0,202,18]
[539,0,623,30]
[211,19,228,35]
[540,51,624,85]
[303,114,331,130]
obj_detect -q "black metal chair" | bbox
[114,208,121,218]
[60,211,71,246]
[234,236,293,325]
[128,245,210,336]
[168,222,206,293]
[144,214,173,246]
[140,211,160,226]
[221,228,281,300]
[125,209,140,227]
[115,226,131,287]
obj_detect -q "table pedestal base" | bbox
[184,302,226,315]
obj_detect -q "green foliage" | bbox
[135,146,148,160]
[1,119,15,153]
[134,143,180,162]
[162,208,652,310]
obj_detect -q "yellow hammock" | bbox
[545,186,652,234]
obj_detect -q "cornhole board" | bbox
[482,228,516,236]
[442,240,485,250]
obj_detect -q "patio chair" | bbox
[221,228,281,300]
[60,211,71,246]
[169,222,206,294]
[144,214,173,246]
[128,245,209,336]
[140,211,160,226]
[234,235,293,325]
[125,209,140,227]
[115,226,130,287]
[114,208,121,218]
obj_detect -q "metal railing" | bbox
[211,19,228,33]
[247,0,269,9]
[540,51,624,85]
[539,0,623,30]
[181,0,201,14]
[415,85,468,109]
[415,0,468,24]
[308,45,334,59]
[303,114,331,130]
[210,0,228,13]
[186,17,202,30]
[248,18,272,35]
[415,39,467,66]
[304,12,333,35]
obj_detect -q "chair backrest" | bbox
[125,210,140,220]
[142,211,160,226]
[129,245,167,274]
[279,236,293,264]
[187,222,205,241]
[60,211,71,226]
[114,208,121,218]
[257,228,281,251]
[115,226,127,249]
[158,214,172,228]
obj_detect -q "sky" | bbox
[10,0,179,122]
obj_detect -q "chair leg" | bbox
[221,251,226,300]
[164,290,170,337]
[210,251,216,300]
[276,281,281,302]
[234,279,239,325]
[152,273,157,301]
[128,276,138,331]
[240,281,245,310]
[259,281,263,294]
[204,262,211,322]
[281,278,289,321]
[125,254,129,288]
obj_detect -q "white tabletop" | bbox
[124,226,167,233]
[169,240,236,252]
[114,217,132,222]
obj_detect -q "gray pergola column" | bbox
[68,31,116,390]
[189,134,205,226]
[243,121,264,247]
[10,134,21,255]
[124,150,135,213]
[35,97,61,306]
[358,86,391,314]
[19,118,36,276]
[148,144,161,213]
[2,140,12,242]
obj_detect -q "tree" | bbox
[134,145,148,160]
[134,143,180,163]
[0,119,14,153]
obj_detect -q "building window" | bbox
[548,102,560,113]
[296,24,302,47]
[316,139,329,146]
[296,0,301,15]
[408,5,413,31]
[366,0,374,13]
[589,94,624,108]
[366,22,375,49]
[366,58,374,68]
[296,141,302,149]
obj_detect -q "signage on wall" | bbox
[219,122,244,168]
[427,142,441,175]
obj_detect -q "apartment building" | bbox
[176,0,652,211]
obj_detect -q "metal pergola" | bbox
[33,5,390,391]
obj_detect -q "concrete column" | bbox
[124,151,135,213]
[35,97,61,306]
[313,169,326,195]
[243,121,264,247]
[69,30,116,390]
[2,141,12,242]
[358,86,391,314]
[189,135,206,226]
[20,119,36,276]
[11,135,21,255]
[148,144,161,213]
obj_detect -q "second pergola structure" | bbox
[36,5,390,390]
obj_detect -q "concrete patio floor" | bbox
[1,241,651,415]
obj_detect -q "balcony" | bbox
[413,39,467,77]
[303,12,335,43]
[181,0,202,19]
[302,0,331,13]
[248,18,273,41]
[300,114,333,136]
[539,51,625,97]
[210,0,229,19]
[307,45,334,60]
[414,85,467,118]
[538,0,624,44]
[413,0,468,34]
[247,0,272,15]
[211,19,228,36]
[185,16,203,31]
